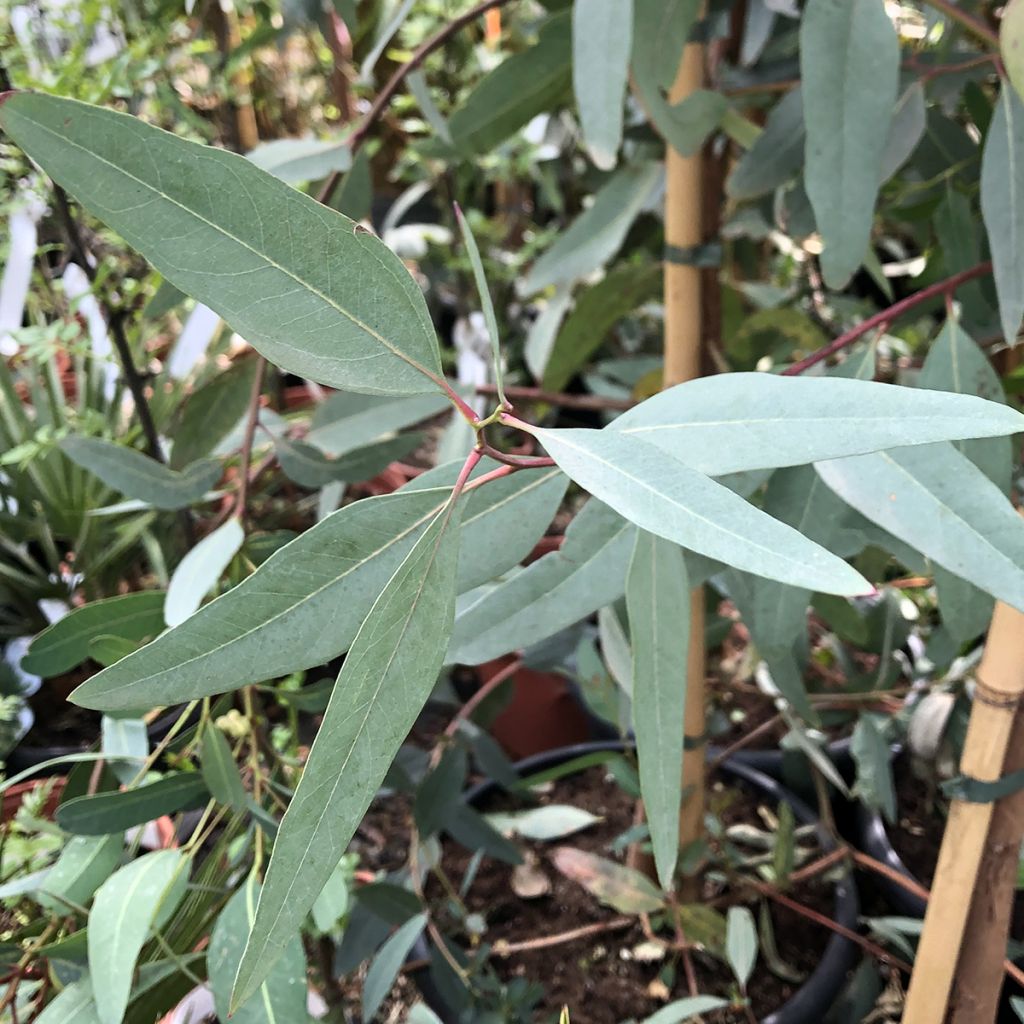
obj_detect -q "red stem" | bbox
[783,261,993,376]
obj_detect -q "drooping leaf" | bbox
[200,726,247,811]
[450,12,572,155]
[631,0,725,156]
[543,263,661,391]
[363,914,429,1022]
[726,906,758,989]
[171,357,261,469]
[851,714,897,824]
[519,163,663,295]
[164,517,245,628]
[88,849,189,1024]
[22,592,166,678]
[60,437,220,510]
[981,86,1024,345]
[306,391,450,457]
[277,432,423,488]
[57,774,209,835]
[37,835,122,913]
[816,443,1024,610]
[209,874,307,1024]
[610,373,1024,475]
[918,317,1009,642]
[879,82,926,183]
[525,425,870,594]
[231,503,462,1009]
[74,469,565,711]
[486,804,603,841]
[246,136,351,183]
[800,0,899,287]
[1001,0,1024,105]
[573,0,632,169]
[627,530,689,889]
[447,498,636,664]
[34,980,101,1024]
[727,88,805,200]
[0,93,444,395]
[550,846,664,913]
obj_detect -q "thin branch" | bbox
[477,383,636,412]
[922,0,999,48]
[783,261,993,376]
[443,657,522,742]
[317,0,517,204]
[491,916,634,957]
[52,184,163,463]
[233,356,268,521]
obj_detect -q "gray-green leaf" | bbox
[800,0,899,287]
[201,726,247,811]
[610,373,1024,475]
[573,0,632,169]
[37,835,122,913]
[246,136,351,183]
[726,906,758,989]
[0,93,444,395]
[981,86,1024,345]
[60,437,220,510]
[231,502,462,1009]
[727,88,805,200]
[165,517,245,627]
[526,425,870,594]
[627,530,689,888]
[88,849,189,1024]
[209,874,308,1024]
[363,914,428,1022]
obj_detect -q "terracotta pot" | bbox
[2,778,66,823]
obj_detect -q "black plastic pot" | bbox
[413,740,860,1024]
[6,703,197,776]
[853,802,927,918]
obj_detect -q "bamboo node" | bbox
[973,678,1021,710]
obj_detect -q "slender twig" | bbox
[786,847,848,885]
[476,383,636,412]
[52,184,164,462]
[491,916,634,957]
[708,714,783,771]
[317,0,517,204]
[233,356,267,521]
[442,657,522,742]
[784,262,993,376]
[748,880,913,974]
[477,440,555,469]
[922,0,1000,48]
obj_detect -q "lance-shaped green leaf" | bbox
[230,503,462,1009]
[919,318,1010,643]
[573,0,632,169]
[0,92,444,395]
[1001,0,1024,105]
[640,998,730,1024]
[246,136,351,183]
[626,530,689,889]
[277,432,423,488]
[817,443,1024,611]
[363,913,429,1022]
[209,874,307,1024]
[450,13,572,155]
[34,980,101,1024]
[800,0,899,287]
[73,470,565,711]
[60,437,220,510]
[201,726,248,811]
[57,774,209,835]
[37,835,122,913]
[447,498,636,665]
[610,373,1024,475]
[165,517,245,628]
[306,391,450,458]
[981,86,1024,345]
[727,87,805,200]
[22,592,166,678]
[88,849,189,1024]
[524,425,870,594]
[879,82,926,183]
[519,163,663,295]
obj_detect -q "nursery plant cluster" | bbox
[5,0,1024,1022]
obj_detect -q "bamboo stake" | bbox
[663,31,706,889]
[903,598,1024,1023]
[948,704,1024,1023]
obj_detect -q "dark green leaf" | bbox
[56,774,209,835]
[200,727,247,811]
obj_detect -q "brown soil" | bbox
[431,764,843,1024]
[888,759,945,887]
